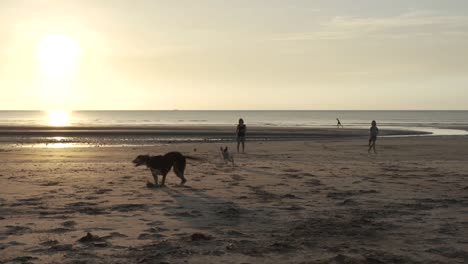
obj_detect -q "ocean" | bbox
[1,110,468,128]
[0,110,467,147]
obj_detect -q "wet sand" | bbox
[0,136,467,263]
[0,125,426,139]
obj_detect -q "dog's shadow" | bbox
[160,187,248,229]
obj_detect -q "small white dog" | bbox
[220,146,234,166]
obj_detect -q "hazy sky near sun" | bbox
[1,0,468,110]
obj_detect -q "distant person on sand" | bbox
[236,118,247,153]
[368,120,379,154]
[336,118,343,128]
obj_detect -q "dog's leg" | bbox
[161,173,168,187]
[173,164,187,185]
[150,168,159,186]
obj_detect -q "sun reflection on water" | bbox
[46,142,73,149]
[47,110,71,126]
[44,136,73,148]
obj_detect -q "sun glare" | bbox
[37,34,81,78]
[47,110,70,126]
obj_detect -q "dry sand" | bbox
[1,136,467,263]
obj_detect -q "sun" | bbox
[47,110,71,126]
[37,34,81,78]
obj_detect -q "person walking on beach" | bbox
[236,118,247,153]
[368,120,379,154]
[336,118,343,128]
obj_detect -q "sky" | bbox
[1,0,468,110]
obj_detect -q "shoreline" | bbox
[0,126,431,147]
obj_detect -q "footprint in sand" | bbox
[338,199,358,206]
[95,188,113,194]
[106,232,129,238]
[282,205,304,211]
[62,221,77,227]
[231,174,245,181]
[170,210,203,218]
[425,247,468,259]
[215,206,243,218]
[66,202,107,215]
[39,181,60,186]
[0,241,26,250]
[48,227,73,234]
[304,179,323,186]
[14,197,43,206]
[283,169,301,173]
[145,227,169,233]
[284,173,303,179]
[145,220,164,226]
[138,233,166,240]
[110,203,147,212]
[30,241,73,253]
[224,230,248,237]
[281,194,301,199]
[138,227,168,240]
[6,256,38,263]
[4,225,32,235]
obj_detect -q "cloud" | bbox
[274,11,468,41]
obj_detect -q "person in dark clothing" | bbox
[336,118,343,128]
[368,120,379,154]
[236,118,247,153]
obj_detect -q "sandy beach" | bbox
[2,0,468,262]
[1,131,467,264]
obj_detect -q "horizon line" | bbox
[1,109,468,112]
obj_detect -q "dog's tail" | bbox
[184,155,203,161]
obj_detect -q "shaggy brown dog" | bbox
[132,152,199,187]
